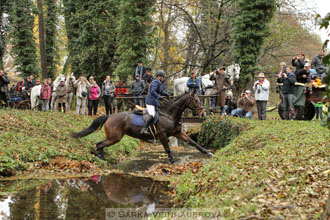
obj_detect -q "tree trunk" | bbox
[37,0,47,80]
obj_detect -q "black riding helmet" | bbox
[156,70,166,77]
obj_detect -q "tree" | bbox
[37,0,47,79]
[114,0,155,81]
[0,0,10,70]
[231,0,277,88]
[45,0,58,79]
[9,0,39,78]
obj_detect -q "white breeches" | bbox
[146,104,155,118]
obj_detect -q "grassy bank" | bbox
[0,109,139,177]
[172,117,330,219]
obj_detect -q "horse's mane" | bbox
[159,92,190,112]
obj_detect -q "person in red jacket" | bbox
[40,79,51,111]
[115,80,128,111]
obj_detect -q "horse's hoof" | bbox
[207,152,214,157]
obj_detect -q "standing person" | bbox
[277,66,296,120]
[292,53,306,72]
[40,79,51,111]
[29,75,36,86]
[235,90,256,119]
[295,63,310,84]
[48,78,53,110]
[56,79,67,112]
[131,74,147,107]
[315,101,323,120]
[66,74,75,111]
[133,60,146,79]
[279,62,287,74]
[312,49,326,79]
[24,77,35,92]
[0,70,10,106]
[102,75,116,115]
[210,67,230,115]
[88,79,101,116]
[143,68,153,85]
[15,77,24,93]
[253,72,270,120]
[140,70,169,134]
[115,80,128,111]
[187,70,201,95]
[74,75,90,115]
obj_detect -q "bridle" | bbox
[164,95,203,112]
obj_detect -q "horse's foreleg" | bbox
[158,134,175,164]
[175,132,213,157]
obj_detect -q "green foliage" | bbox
[114,0,155,81]
[0,109,139,176]
[0,0,10,70]
[8,0,39,78]
[172,118,330,218]
[63,0,119,83]
[231,0,277,88]
[197,116,241,149]
[45,0,58,79]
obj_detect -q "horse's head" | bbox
[186,89,204,115]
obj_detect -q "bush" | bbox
[197,116,241,149]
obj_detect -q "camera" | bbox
[216,70,220,75]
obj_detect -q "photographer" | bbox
[74,75,90,115]
[253,73,270,120]
[277,66,296,120]
[0,70,10,106]
[235,90,256,119]
[292,53,306,72]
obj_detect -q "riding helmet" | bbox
[156,70,166,77]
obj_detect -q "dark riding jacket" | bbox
[145,78,168,107]
[0,73,10,99]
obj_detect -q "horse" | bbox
[65,73,76,111]
[173,63,241,96]
[30,75,65,110]
[72,90,214,164]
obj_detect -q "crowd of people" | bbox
[0,52,328,121]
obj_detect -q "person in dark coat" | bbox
[133,60,146,79]
[277,66,296,120]
[312,49,326,78]
[295,63,310,84]
[186,70,201,95]
[143,68,153,85]
[209,67,230,115]
[131,75,147,107]
[141,70,169,134]
[24,77,35,92]
[0,70,10,106]
[292,53,306,72]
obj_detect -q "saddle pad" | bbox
[132,112,159,127]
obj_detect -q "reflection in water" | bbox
[0,174,172,220]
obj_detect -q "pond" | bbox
[0,173,173,220]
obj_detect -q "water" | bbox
[0,173,173,220]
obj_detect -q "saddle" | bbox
[133,105,147,115]
[132,105,159,126]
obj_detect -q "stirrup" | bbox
[140,127,149,134]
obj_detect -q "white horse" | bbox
[173,63,241,96]
[30,75,65,110]
[65,73,76,111]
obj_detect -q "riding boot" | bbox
[140,115,154,134]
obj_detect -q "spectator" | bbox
[253,72,270,120]
[115,80,128,111]
[40,79,51,111]
[295,63,310,84]
[187,70,201,95]
[48,78,53,110]
[15,77,24,93]
[277,66,296,120]
[312,49,326,79]
[66,74,75,111]
[224,91,237,115]
[131,74,146,107]
[102,75,116,115]
[29,75,36,86]
[292,53,306,71]
[315,101,323,120]
[36,80,41,86]
[24,77,35,91]
[88,79,101,116]
[74,76,90,115]
[234,90,256,119]
[0,70,10,106]
[56,79,67,112]
[143,68,153,85]
[133,60,146,79]
[210,67,230,115]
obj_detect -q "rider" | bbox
[140,70,169,134]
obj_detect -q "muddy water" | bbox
[0,173,172,220]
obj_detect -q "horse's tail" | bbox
[71,115,108,138]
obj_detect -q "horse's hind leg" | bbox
[92,138,121,160]
[175,132,213,157]
[158,134,175,164]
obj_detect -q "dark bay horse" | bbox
[72,90,213,163]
